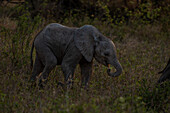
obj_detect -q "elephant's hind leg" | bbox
[38,50,57,87]
[30,54,44,82]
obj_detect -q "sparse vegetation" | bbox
[0,0,169,113]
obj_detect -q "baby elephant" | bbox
[30,23,123,88]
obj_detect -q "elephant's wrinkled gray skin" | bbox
[158,58,170,83]
[30,23,123,88]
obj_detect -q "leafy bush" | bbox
[137,79,170,112]
[23,0,168,25]
[0,5,41,68]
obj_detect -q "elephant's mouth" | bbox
[107,64,110,68]
[106,60,123,77]
[95,57,122,77]
[103,60,109,67]
[105,60,111,69]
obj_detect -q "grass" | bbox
[0,16,170,113]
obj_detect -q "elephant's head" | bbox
[74,25,123,77]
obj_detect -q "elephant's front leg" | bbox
[61,44,82,89]
[61,54,82,89]
[62,64,74,84]
[61,62,78,89]
[79,58,93,89]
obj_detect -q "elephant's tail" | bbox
[30,29,44,69]
[30,41,34,69]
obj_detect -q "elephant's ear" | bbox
[74,28,94,62]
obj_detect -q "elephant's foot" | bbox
[57,81,74,91]
[29,76,37,82]
[63,74,74,90]
[57,81,64,87]
[38,77,48,89]
[28,76,37,89]
[66,80,74,90]
[81,84,89,91]
[28,81,36,89]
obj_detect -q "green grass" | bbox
[0,16,170,113]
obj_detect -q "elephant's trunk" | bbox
[107,59,123,77]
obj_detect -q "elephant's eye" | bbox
[104,52,109,56]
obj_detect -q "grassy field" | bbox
[0,2,170,112]
[0,18,169,112]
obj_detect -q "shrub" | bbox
[0,5,41,68]
[137,79,170,112]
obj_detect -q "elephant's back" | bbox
[44,23,77,32]
[36,23,77,63]
[43,23,76,39]
[46,23,66,28]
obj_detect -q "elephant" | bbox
[30,23,123,88]
[158,58,170,83]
